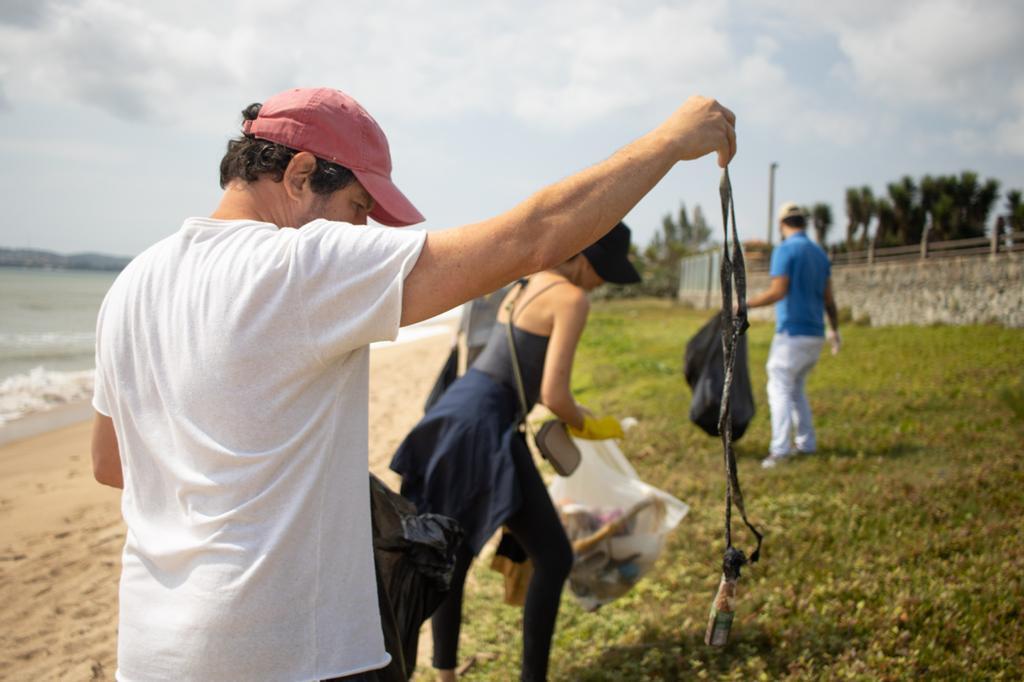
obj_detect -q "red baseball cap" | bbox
[243,87,424,227]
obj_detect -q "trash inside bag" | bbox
[370,474,463,680]
[684,313,755,440]
[548,438,688,612]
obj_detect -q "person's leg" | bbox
[765,334,797,459]
[505,441,574,682]
[430,542,474,677]
[791,337,824,453]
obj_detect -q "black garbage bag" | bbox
[683,314,755,440]
[424,289,511,413]
[370,474,463,681]
[423,347,458,412]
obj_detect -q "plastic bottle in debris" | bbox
[704,574,737,647]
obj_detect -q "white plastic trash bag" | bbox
[547,436,689,611]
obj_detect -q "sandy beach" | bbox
[0,330,456,681]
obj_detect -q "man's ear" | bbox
[282,152,317,201]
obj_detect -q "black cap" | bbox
[582,222,642,284]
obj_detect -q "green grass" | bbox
[425,300,1024,681]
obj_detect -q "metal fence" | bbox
[677,251,721,307]
[830,230,1024,266]
[677,230,1023,303]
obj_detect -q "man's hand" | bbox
[658,96,737,168]
[827,329,841,356]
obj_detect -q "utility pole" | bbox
[767,162,778,246]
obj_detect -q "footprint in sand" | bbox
[72,605,100,620]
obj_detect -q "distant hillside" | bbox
[0,248,131,271]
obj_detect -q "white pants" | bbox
[766,333,825,456]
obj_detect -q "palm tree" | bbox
[874,198,897,247]
[931,194,955,242]
[921,175,958,241]
[953,171,980,238]
[1006,190,1023,233]
[811,203,833,245]
[858,186,876,248]
[919,175,940,243]
[887,176,925,245]
[951,171,1000,240]
[845,188,863,249]
[969,177,1000,239]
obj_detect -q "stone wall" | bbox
[682,252,1024,328]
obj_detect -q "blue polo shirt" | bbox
[769,231,831,337]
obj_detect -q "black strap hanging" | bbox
[504,278,567,428]
[717,166,763,571]
[705,167,764,646]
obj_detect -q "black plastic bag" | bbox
[423,348,458,412]
[683,314,755,440]
[423,288,512,413]
[370,474,463,681]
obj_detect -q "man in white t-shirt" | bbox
[91,87,736,681]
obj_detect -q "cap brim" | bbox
[584,245,642,284]
[601,259,642,285]
[354,169,425,227]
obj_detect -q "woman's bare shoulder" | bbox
[545,280,589,318]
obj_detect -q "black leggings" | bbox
[431,442,574,681]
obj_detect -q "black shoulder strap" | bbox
[504,280,533,429]
[509,278,570,325]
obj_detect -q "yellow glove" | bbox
[568,415,624,441]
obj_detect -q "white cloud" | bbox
[746,0,1024,155]
[714,33,870,147]
[501,3,733,128]
[0,0,792,134]
[835,1,1019,112]
[1,0,1019,143]
[0,0,56,28]
[13,0,994,162]
[1,0,233,122]
[0,134,132,163]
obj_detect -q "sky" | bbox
[1,0,1022,258]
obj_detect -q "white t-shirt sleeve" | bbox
[293,220,426,360]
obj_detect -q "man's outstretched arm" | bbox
[401,96,736,325]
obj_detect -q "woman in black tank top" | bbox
[390,223,640,681]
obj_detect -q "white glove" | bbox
[827,329,841,356]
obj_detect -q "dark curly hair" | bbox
[219,103,355,194]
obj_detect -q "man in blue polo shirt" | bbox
[747,202,840,468]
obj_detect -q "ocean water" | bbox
[0,266,460,426]
[0,268,117,425]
